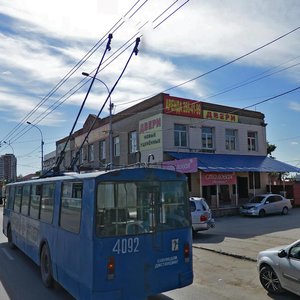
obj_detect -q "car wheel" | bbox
[259,209,266,217]
[259,265,284,294]
[40,244,54,288]
[282,207,288,215]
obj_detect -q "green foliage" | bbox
[267,142,276,157]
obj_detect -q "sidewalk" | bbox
[192,208,300,261]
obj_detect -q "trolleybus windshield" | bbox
[96,180,190,236]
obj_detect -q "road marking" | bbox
[1,248,14,261]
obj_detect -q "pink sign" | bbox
[201,172,237,186]
[162,158,198,173]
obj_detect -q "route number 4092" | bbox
[112,237,140,254]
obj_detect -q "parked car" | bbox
[239,193,292,217]
[189,197,215,235]
[257,239,300,296]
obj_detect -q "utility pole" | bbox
[109,102,114,169]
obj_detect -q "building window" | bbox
[99,140,106,160]
[174,124,187,147]
[129,131,137,154]
[248,131,258,151]
[88,144,94,162]
[113,136,120,157]
[225,129,237,150]
[78,148,82,164]
[202,127,214,149]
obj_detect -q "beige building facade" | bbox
[55,93,299,214]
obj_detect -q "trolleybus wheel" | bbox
[40,244,54,288]
[7,225,15,249]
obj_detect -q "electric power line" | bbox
[2,0,186,147]
[0,0,147,144]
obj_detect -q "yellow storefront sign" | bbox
[203,110,238,122]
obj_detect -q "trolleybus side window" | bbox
[40,183,55,224]
[14,185,22,213]
[60,182,83,233]
[30,184,41,219]
[6,185,15,210]
[21,185,31,216]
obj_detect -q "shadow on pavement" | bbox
[193,208,300,245]
[148,294,173,300]
[266,291,299,300]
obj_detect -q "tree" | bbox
[267,142,276,158]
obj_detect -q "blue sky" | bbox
[0,0,300,176]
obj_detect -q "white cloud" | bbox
[289,101,300,112]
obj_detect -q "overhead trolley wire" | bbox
[6,0,188,146]
[117,25,300,108]
[0,0,147,145]
[54,33,113,172]
[69,37,141,171]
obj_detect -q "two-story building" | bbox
[55,93,300,214]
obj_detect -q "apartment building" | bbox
[0,154,17,182]
[56,93,299,213]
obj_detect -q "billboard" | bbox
[164,95,201,118]
[139,114,162,151]
[162,158,198,173]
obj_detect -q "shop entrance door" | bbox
[237,177,248,198]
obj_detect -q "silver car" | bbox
[189,197,215,235]
[239,193,292,217]
[257,239,300,296]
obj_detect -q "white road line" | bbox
[1,248,14,261]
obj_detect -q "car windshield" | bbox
[250,196,265,203]
[200,200,209,211]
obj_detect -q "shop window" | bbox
[249,172,261,189]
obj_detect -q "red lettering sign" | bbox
[201,172,237,186]
[163,95,201,118]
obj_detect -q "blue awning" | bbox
[167,152,300,173]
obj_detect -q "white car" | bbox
[189,197,215,235]
[240,193,292,217]
[257,239,300,296]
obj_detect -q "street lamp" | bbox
[82,72,113,168]
[27,122,44,173]
[3,141,15,155]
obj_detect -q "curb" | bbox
[193,245,257,262]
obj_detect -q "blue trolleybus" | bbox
[2,167,193,299]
